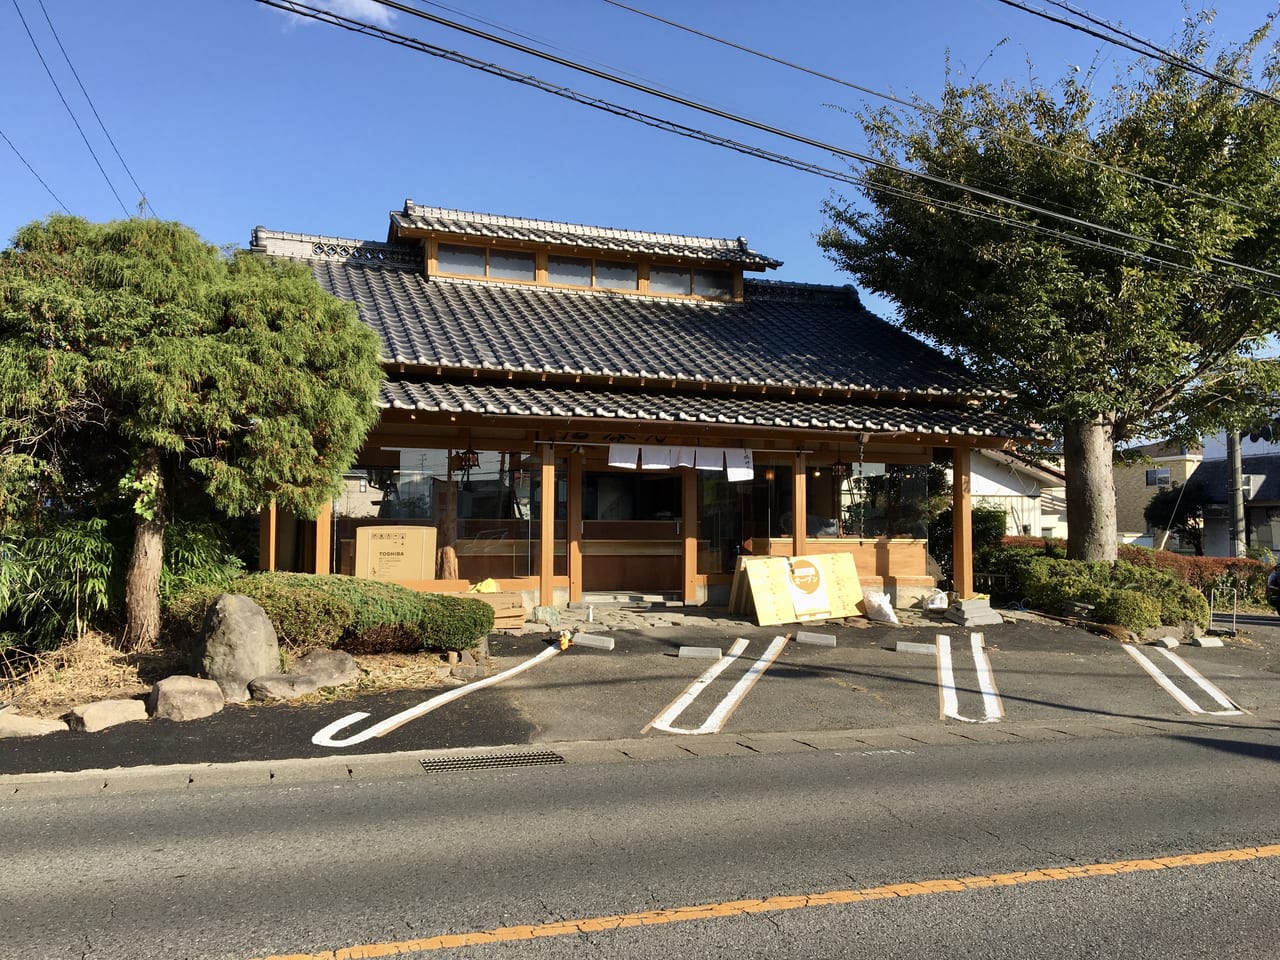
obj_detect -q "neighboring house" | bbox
[971,450,1067,539]
[251,202,1037,607]
[1178,453,1280,558]
[1113,441,1202,547]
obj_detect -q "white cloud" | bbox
[298,0,396,27]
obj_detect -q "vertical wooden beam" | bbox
[313,500,332,576]
[792,452,807,557]
[681,466,698,603]
[567,450,583,604]
[540,456,556,608]
[259,499,278,572]
[952,446,974,597]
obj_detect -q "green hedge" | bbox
[989,547,1210,632]
[163,572,494,657]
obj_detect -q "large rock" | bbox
[67,699,147,732]
[200,594,280,703]
[248,648,360,701]
[0,711,70,738]
[147,675,224,721]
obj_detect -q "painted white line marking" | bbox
[649,636,789,735]
[938,634,1002,723]
[644,638,749,735]
[970,632,1005,721]
[1124,644,1242,716]
[1156,648,1246,715]
[312,645,563,747]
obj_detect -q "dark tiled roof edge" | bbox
[393,200,783,269]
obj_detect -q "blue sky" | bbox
[2,0,1277,318]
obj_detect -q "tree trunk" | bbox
[1063,414,1118,563]
[120,454,166,652]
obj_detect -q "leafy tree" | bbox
[819,14,1280,563]
[0,216,384,650]
[1143,481,1210,555]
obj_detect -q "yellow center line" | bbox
[251,843,1280,960]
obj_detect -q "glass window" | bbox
[488,249,536,282]
[547,255,592,286]
[694,269,732,298]
[649,265,691,295]
[595,260,638,290]
[437,243,486,276]
[842,464,930,539]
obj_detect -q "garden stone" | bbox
[0,711,69,738]
[67,699,147,732]
[148,675,224,721]
[200,593,280,703]
[249,648,361,701]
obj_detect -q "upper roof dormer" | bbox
[388,200,781,302]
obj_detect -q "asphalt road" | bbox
[4,724,1279,960]
[3,611,1278,778]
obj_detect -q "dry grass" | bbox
[2,632,453,719]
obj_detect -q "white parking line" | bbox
[647,636,789,735]
[312,644,564,747]
[1156,648,1247,715]
[938,633,1003,723]
[1123,644,1244,716]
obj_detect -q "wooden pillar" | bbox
[567,450,583,603]
[681,466,698,603]
[313,500,332,576]
[540,456,556,607]
[952,446,974,597]
[792,452,807,556]
[259,499,278,571]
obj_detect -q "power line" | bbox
[0,126,69,214]
[35,0,155,218]
[9,0,129,217]
[257,0,1280,299]
[600,0,1268,218]
[351,0,1280,285]
[993,0,1280,106]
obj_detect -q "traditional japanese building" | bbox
[251,201,1037,608]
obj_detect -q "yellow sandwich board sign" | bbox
[730,553,864,626]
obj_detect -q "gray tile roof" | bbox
[305,255,996,399]
[378,379,1037,439]
[1188,454,1280,503]
[391,201,783,269]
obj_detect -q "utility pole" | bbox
[1228,431,1246,557]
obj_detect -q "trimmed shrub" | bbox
[163,572,494,658]
[1093,590,1162,633]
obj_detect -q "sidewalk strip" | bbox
[311,645,563,748]
[247,843,1280,959]
[1155,649,1245,715]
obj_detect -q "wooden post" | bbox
[568,450,583,603]
[792,452,807,557]
[952,446,974,597]
[259,499,277,571]
[540,456,556,607]
[681,466,698,603]
[313,500,332,576]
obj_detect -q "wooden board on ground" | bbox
[467,592,527,631]
[737,554,864,627]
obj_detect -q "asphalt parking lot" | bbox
[3,609,1277,779]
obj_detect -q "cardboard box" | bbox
[354,525,436,581]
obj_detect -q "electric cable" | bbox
[349,0,1280,286]
[258,0,1280,299]
[599,0,1267,217]
[993,0,1280,106]
[35,0,155,218]
[0,125,69,213]
[9,0,129,217]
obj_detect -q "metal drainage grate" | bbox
[420,750,566,773]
